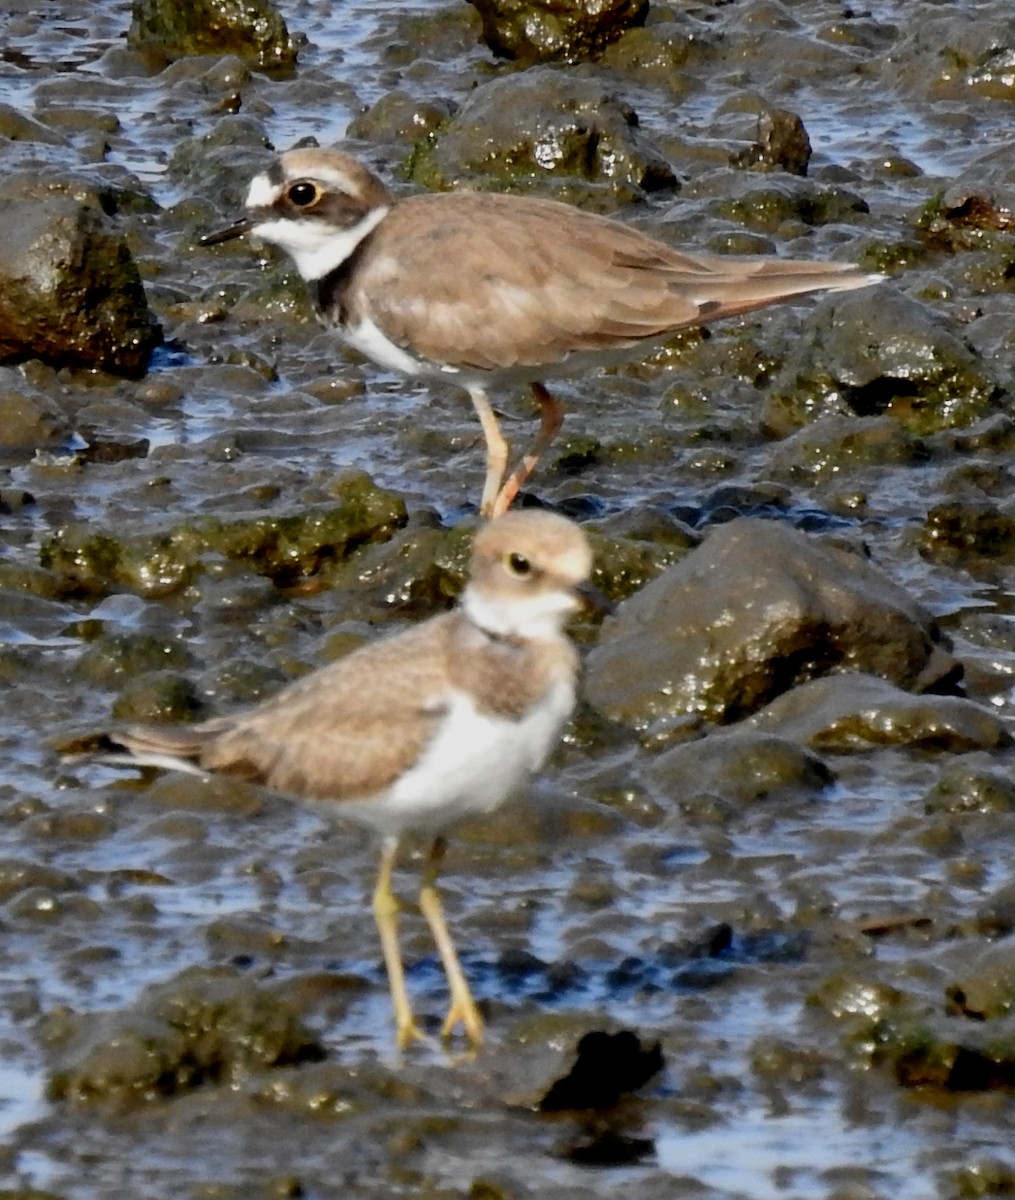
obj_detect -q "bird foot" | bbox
[440,998,484,1049]
[394,1015,433,1051]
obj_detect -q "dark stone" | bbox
[748,673,1009,753]
[0,193,161,378]
[761,287,1002,438]
[128,0,298,71]
[468,0,648,64]
[732,108,812,176]
[408,67,676,210]
[586,517,958,730]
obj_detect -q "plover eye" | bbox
[506,552,532,576]
[287,181,320,208]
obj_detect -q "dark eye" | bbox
[506,553,531,576]
[287,181,320,207]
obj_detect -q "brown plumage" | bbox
[203,147,884,516]
[87,510,598,1050]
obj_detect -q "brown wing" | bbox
[356,190,877,371]
[115,615,457,802]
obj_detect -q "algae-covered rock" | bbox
[0,193,161,378]
[762,287,1002,438]
[39,473,407,598]
[586,517,957,730]
[924,755,1015,815]
[408,68,676,209]
[921,498,1015,566]
[110,669,205,723]
[747,674,1009,753]
[491,1012,663,1110]
[128,0,298,71]
[647,729,833,809]
[767,415,929,485]
[731,107,812,176]
[468,0,647,64]
[42,965,325,1105]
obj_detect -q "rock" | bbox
[924,755,1015,815]
[767,415,929,485]
[110,669,206,723]
[747,674,1010,752]
[39,472,407,598]
[491,1012,663,1109]
[468,0,647,63]
[0,189,161,378]
[585,517,958,730]
[761,287,1002,438]
[128,0,298,71]
[731,107,812,176]
[0,387,72,450]
[921,498,1015,567]
[408,67,676,209]
[647,730,833,808]
[42,965,325,1105]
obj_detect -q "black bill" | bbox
[199,217,255,246]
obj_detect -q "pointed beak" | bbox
[575,580,614,617]
[199,216,255,247]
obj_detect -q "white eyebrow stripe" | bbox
[245,173,279,208]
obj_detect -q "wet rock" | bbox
[924,756,1015,815]
[408,68,676,209]
[74,632,195,688]
[0,859,81,903]
[946,946,1015,1022]
[761,288,1002,438]
[647,730,833,809]
[0,386,71,451]
[748,674,1010,752]
[767,415,930,485]
[128,0,298,72]
[493,1012,663,1110]
[975,879,1015,939]
[0,102,67,146]
[0,187,161,378]
[345,89,458,147]
[585,517,957,730]
[467,0,647,63]
[731,108,812,176]
[921,498,1015,567]
[704,172,872,235]
[110,669,206,723]
[40,473,406,598]
[597,19,714,83]
[41,965,325,1105]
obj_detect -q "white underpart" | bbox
[341,315,432,376]
[334,679,575,838]
[462,581,579,642]
[251,201,390,283]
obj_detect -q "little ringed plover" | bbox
[203,147,883,516]
[85,509,599,1050]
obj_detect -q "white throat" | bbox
[463,583,575,642]
[251,204,390,282]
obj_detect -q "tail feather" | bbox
[58,725,221,776]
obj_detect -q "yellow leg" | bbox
[490,382,565,518]
[372,836,426,1049]
[418,837,484,1048]
[467,385,510,520]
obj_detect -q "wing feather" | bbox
[354,191,877,371]
[113,616,457,802]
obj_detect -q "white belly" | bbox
[334,681,575,839]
